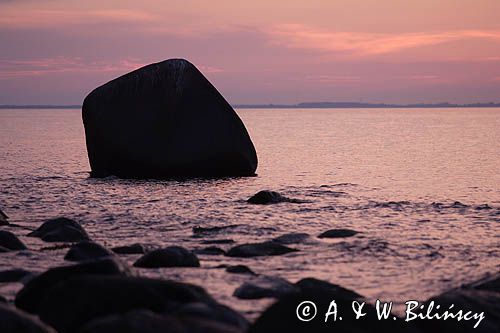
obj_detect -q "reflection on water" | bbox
[0,108,499,318]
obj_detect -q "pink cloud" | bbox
[0,8,157,28]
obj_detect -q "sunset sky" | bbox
[1,0,500,104]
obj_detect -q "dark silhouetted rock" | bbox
[37,275,215,333]
[250,277,418,333]
[28,217,89,242]
[226,241,298,257]
[134,246,200,268]
[0,246,9,252]
[0,230,27,250]
[0,268,34,283]
[234,276,298,300]
[0,208,8,225]
[225,265,256,275]
[194,246,226,256]
[0,303,56,333]
[16,257,132,313]
[273,232,310,244]
[82,58,257,179]
[318,228,359,238]
[0,295,6,303]
[112,243,146,254]
[64,241,114,261]
[247,190,302,204]
[79,309,244,333]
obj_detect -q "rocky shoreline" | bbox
[1,196,499,333]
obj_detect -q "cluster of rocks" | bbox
[1,212,499,332]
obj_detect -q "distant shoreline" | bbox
[1,102,500,109]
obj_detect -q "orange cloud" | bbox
[268,24,500,56]
[0,57,222,79]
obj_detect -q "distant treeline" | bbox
[1,102,500,109]
[234,102,500,109]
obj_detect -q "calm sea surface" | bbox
[0,108,499,317]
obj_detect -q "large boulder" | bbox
[82,58,257,178]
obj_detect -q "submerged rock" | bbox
[272,232,310,244]
[225,265,256,275]
[16,258,132,313]
[0,303,56,333]
[0,230,27,251]
[82,58,257,179]
[134,246,200,268]
[36,275,215,333]
[247,190,302,204]
[318,228,359,238]
[112,243,147,254]
[226,241,298,258]
[233,276,298,300]
[28,217,89,242]
[64,241,114,262]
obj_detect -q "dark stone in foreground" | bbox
[0,268,34,283]
[0,230,27,251]
[226,241,298,257]
[16,258,132,313]
[82,58,257,179]
[112,243,146,254]
[64,241,114,261]
[226,265,256,275]
[36,275,221,333]
[28,217,89,242]
[234,276,299,300]
[250,277,417,333]
[79,309,244,333]
[272,232,310,244]
[0,208,8,225]
[247,190,302,204]
[134,246,200,268]
[318,228,359,238]
[0,303,56,333]
[416,273,500,333]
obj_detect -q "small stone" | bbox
[133,246,200,268]
[0,230,27,251]
[226,241,298,258]
[318,229,359,239]
[112,243,146,254]
[64,241,114,262]
[28,217,89,242]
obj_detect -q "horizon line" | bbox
[2,101,500,109]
